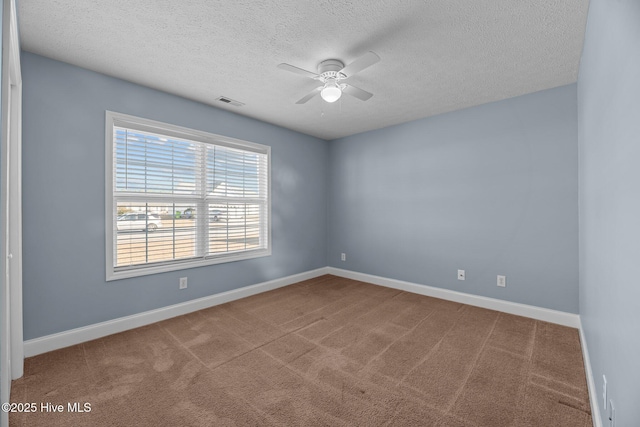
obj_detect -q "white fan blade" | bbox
[343,84,373,101]
[277,63,320,79]
[296,87,322,104]
[339,51,380,78]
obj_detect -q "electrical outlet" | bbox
[457,270,465,280]
[603,375,607,411]
[179,277,188,289]
[609,399,615,427]
[341,253,346,262]
[497,275,506,287]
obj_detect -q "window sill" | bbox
[106,248,271,281]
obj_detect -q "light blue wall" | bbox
[21,52,328,340]
[578,0,640,425]
[328,85,579,313]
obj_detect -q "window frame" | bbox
[105,111,271,281]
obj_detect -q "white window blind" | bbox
[106,111,270,280]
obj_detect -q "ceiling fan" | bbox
[277,51,380,104]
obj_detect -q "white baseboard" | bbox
[23,267,329,357]
[24,265,581,358]
[579,320,602,427]
[327,267,580,328]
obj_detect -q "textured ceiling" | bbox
[18,0,589,140]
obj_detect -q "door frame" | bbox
[1,1,23,425]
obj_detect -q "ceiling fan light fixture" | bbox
[321,81,342,103]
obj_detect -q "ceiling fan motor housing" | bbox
[318,59,346,81]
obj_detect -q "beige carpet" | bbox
[10,275,592,426]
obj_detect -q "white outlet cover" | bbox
[497,275,506,287]
[457,270,465,280]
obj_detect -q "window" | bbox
[105,111,270,280]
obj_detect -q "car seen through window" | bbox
[116,213,162,232]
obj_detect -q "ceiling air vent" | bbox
[215,96,244,107]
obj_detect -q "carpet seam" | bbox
[257,347,386,427]
[444,309,501,415]
[355,309,438,375]
[159,320,212,371]
[158,312,284,425]
[238,276,358,327]
[299,290,407,343]
[350,304,463,385]
[395,305,470,386]
[529,372,587,394]
[257,348,355,426]
[200,305,288,348]
[263,279,353,326]
[528,381,591,405]
[278,286,370,332]
[202,323,315,374]
[512,319,538,426]
[485,343,530,360]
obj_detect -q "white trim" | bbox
[1,3,22,427]
[8,63,22,380]
[327,267,580,328]
[108,249,272,281]
[579,320,602,427]
[7,2,20,86]
[107,111,270,155]
[23,267,329,357]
